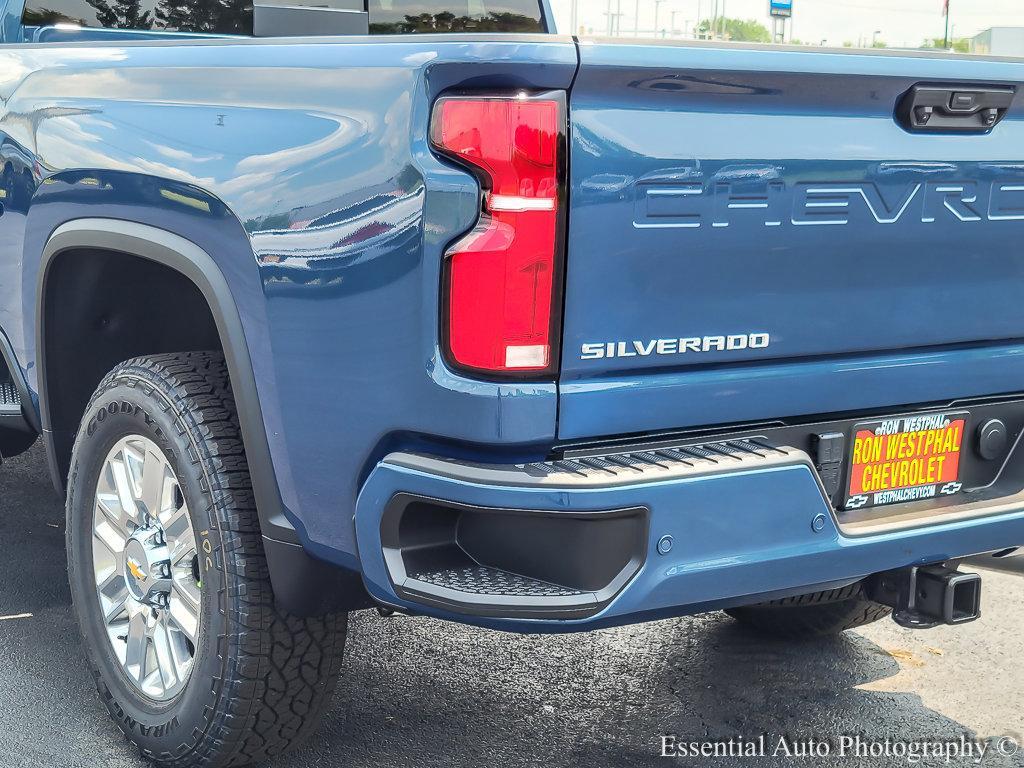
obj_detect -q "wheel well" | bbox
[42,248,222,483]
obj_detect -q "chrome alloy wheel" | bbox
[92,436,202,701]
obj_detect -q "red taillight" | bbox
[431,94,565,376]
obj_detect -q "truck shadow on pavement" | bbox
[0,444,1018,768]
[294,589,1021,767]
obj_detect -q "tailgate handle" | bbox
[898,84,1015,133]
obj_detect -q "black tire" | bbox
[66,352,347,767]
[724,581,891,639]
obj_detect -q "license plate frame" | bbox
[843,411,968,511]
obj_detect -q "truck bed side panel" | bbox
[0,36,578,563]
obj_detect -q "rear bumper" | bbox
[354,440,1024,632]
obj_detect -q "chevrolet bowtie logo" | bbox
[127,559,145,581]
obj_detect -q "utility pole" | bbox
[634,0,640,36]
[719,0,726,39]
[943,0,951,48]
[654,0,666,37]
[671,10,679,37]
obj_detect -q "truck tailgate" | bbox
[559,41,1024,440]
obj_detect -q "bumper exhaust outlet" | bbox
[869,566,982,629]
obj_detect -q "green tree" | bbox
[925,36,970,53]
[697,17,771,43]
[22,5,87,24]
[86,0,152,28]
[154,0,250,33]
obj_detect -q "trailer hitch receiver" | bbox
[869,566,981,629]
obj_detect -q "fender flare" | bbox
[37,218,299,547]
[36,218,373,616]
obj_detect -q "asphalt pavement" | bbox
[1,441,1021,768]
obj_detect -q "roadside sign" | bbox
[770,0,792,18]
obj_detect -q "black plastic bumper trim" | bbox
[381,493,648,620]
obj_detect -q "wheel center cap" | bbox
[123,531,170,604]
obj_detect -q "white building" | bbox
[972,27,1024,57]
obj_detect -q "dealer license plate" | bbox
[844,412,967,511]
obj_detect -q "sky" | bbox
[549,0,1024,48]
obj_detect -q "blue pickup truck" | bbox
[0,0,1021,763]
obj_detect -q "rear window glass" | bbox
[367,0,544,34]
[22,0,252,34]
[22,0,543,36]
